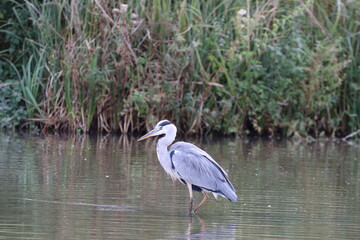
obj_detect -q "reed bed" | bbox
[1,0,359,138]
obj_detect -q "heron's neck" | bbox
[157,132,176,150]
[156,132,176,177]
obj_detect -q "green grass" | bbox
[0,0,359,138]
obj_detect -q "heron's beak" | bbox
[137,128,160,141]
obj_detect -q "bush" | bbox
[0,0,359,138]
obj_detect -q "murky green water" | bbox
[0,134,359,239]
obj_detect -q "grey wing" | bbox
[170,142,237,202]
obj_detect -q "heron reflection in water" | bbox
[138,120,237,214]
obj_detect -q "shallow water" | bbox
[0,134,359,239]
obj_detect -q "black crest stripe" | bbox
[159,120,171,127]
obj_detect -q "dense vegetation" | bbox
[1,0,359,138]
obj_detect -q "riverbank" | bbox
[1,1,359,138]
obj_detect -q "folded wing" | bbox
[169,142,237,202]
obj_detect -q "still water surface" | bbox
[0,134,359,239]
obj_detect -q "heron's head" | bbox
[138,120,176,141]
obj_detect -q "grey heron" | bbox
[138,120,237,214]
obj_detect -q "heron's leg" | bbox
[193,192,209,213]
[187,183,193,215]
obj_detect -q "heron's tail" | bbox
[218,182,238,202]
[225,189,238,202]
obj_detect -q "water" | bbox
[0,134,359,239]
